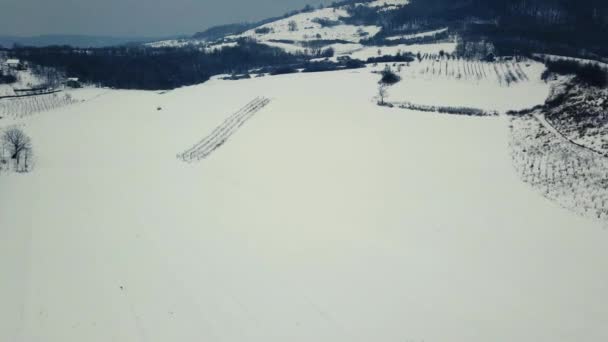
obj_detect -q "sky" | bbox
[0,0,327,38]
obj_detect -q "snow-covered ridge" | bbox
[145,3,413,52]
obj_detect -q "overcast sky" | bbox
[1,0,327,38]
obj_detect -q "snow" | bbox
[204,42,239,52]
[348,42,457,60]
[534,53,608,69]
[364,0,410,9]
[0,69,49,97]
[2,68,608,342]
[145,39,238,51]
[259,40,307,53]
[510,113,608,221]
[0,88,107,119]
[146,39,201,48]
[229,8,381,44]
[261,41,362,56]
[386,27,448,41]
[382,58,551,112]
[145,4,433,56]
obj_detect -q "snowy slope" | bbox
[2,67,608,342]
[228,7,380,44]
[386,27,448,41]
[0,68,49,97]
[383,57,551,112]
[146,6,382,54]
[348,41,457,60]
[145,1,456,63]
[0,88,109,119]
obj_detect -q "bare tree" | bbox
[288,20,298,32]
[378,84,388,105]
[2,128,31,161]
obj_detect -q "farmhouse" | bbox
[5,59,21,69]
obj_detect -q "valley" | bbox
[1,0,608,341]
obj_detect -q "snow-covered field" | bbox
[0,88,108,119]
[386,27,448,41]
[383,57,551,112]
[2,68,608,342]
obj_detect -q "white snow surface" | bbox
[364,0,410,9]
[384,58,551,112]
[229,8,381,44]
[0,69,49,97]
[2,68,608,342]
[348,42,457,60]
[386,27,448,41]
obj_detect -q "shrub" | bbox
[254,27,273,34]
[543,59,608,87]
[367,53,414,64]
[311,18,341,27]
[576,64,608,87]
[0,73,17,84]
[270,66,298,75]
[344,59,366,69]
[379,66,401,85]
[302,61,340,73]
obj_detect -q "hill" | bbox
[0,34,177,48]
[2,1,608,340]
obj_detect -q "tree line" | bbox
[9,40,310,90]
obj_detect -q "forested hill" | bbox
[377,0,608,57]
[5,0,608,90]
[392,0,608,24]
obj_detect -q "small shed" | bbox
[66,77,81,88]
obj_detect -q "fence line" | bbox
[178,97,271,162]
